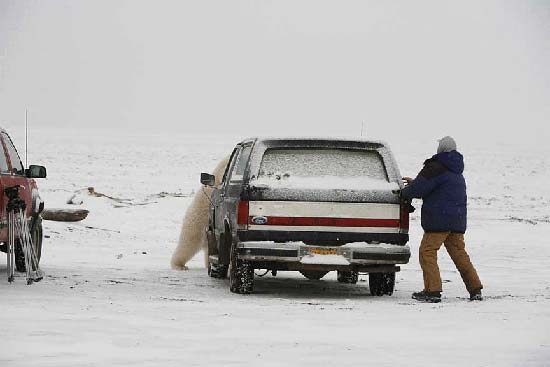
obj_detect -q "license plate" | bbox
[309,247,337,255]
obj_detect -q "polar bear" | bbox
[170,156,230,270]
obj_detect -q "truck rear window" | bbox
[257,148,389,187]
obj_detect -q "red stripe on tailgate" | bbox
[252,216,400,228]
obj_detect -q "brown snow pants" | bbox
[419,232,483,293]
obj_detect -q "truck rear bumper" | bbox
[238,230,409,245]
[236,241,411,266]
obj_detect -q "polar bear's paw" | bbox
[171,263,189,271]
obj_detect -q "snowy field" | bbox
[1,128,549,367]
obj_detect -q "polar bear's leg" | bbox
[204,245,209,268]
[170,192,209,270]
[170,156,230,271]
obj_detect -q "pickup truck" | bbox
[0,128,47,272]
[201,138,410,295]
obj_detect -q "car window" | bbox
[258,148,389,181]
[229,144,252,182]
[0,137,9,174]
[2,133,24,175]
[221,147,239,185]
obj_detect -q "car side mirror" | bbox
[26,165,47,179]
[200,173,216,187]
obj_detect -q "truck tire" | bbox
[208,262,228,279]
[337,271,359,284]
[229,238,254,294]
[300,270,329,280]
[369,272,395,296]
[15,218,43,273]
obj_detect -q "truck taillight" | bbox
[237,200,249,228]
[400,202,410,233]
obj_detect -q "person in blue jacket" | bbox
[402,136,483,303]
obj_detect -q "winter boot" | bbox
[469,289,483,301]
[412,290,441,303]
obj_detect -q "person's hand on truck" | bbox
[402,177,413,186]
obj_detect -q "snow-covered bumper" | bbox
[236,241,411,266]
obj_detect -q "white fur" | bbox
[170,156,230,270]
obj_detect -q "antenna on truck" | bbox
[25,109,28,168]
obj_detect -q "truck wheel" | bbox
[300,270,329,280]
[208,262,228,279]
[337,271,359,284]
[369,272,395,296]
[15,218,43,272]
[229,240,254,294]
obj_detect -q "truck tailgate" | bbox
[247,200,401,234]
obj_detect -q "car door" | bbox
[213,146,241,239]
[215,144,253,227]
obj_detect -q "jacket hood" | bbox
[433,150,464,174]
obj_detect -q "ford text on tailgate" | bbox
[201,138,410,294]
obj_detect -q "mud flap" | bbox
[218,232,231,265]
[206,229,218,256]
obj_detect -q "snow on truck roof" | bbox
[240,137,389,148]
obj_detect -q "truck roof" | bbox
[240,137,388,149]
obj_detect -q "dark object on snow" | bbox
[412,290,442,303]
[42,208,89,222]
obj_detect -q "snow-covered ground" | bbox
[1,129,549,366]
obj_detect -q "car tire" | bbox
[229,236,254,294]
[15,218,43,273]
[299,270,329,280]
[337,271,359,284]
[369,272,395,296]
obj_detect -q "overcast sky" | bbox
[0,1,549,144]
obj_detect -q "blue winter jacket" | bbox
[401,151,467,233]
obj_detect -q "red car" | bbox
[0,128,47,271]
